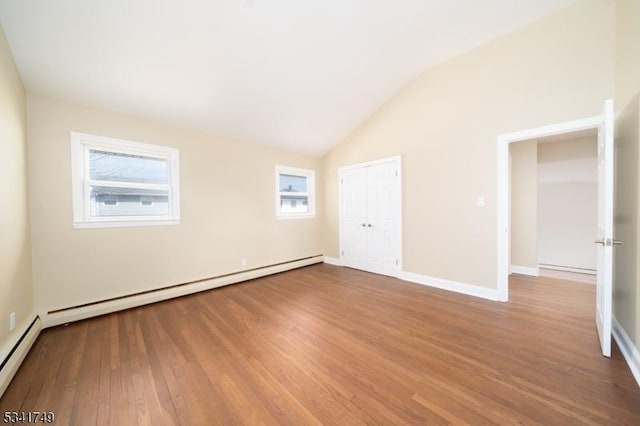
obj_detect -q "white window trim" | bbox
[70,132,180,229]
[275,165,315,219]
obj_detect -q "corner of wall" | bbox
[0,22,37,397]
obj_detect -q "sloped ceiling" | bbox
[0,0,578,156]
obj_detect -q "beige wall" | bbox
[510,140,538,269]
[27,95,323,313]
[537,137,598,163]
[538,137,597,271]
[0,26,33,350]
[322,0,614,289]
[613,1,640,352]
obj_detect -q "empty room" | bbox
[1,0,640,424]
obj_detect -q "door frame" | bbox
[338,155,403,277]
[496,116,601,302]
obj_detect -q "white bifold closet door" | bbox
[340,158,400,277]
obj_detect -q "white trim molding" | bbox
[70,132,181,229]
[497,114,602,302]
[337,155,403,172]
[338,155,402,278]
[323,262,500,302]
[0,314,42,398]
[41,256,323,328]
[399,271,499,302]
[275,165,316,220]
[323,256,342,266]
[612,317,640,387]
[509,265,539,277]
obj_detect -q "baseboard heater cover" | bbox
[42,255,323,328]
[0,316,42,398]
[538,264,597,275]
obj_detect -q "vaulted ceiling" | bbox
[0,0,578,156]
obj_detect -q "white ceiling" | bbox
[0,0,578,156]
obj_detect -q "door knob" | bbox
[594,239,605,245]
[361,223,366,227]
[367,224,373,227]
[613,240,623,245]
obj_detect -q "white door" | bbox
[595,99,614,357]
[340,158,401,277]
[366,162,400,276]
[341,167,368,271]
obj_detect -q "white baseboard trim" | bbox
[0,314,42,398]
[538,264,596,275]
[41,255,323,328]
[510,265,539,277]
[399,271,499,302]
[323,256,342,266]
[612,317,640,387]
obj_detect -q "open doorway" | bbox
[497,99,615,357]
[497,114,603,302]
[509,129,598,284]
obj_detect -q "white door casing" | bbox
[496,99,613,358]
[595,98,614,358]
[339,156,401,277]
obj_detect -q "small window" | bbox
[275,165,315,219]
[71,132,180,228]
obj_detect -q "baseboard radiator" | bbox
[538,263,597,275]
[0,316,42,398]
[42,255,324,328]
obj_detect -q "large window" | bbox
[275,165,315,219]
[71,132,180,228]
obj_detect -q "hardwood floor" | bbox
[1,264,639,425]
[538,267,597,284]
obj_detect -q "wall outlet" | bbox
[9,312,16,331]
[240,258,248,266]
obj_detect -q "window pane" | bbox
[89,150,168,184]
[90,186,169,217]
[279,173,307,193]
[280,195,309,214]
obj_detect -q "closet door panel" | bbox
[340,167,368,270]
[339,157,400,277]
[366,162,399,276]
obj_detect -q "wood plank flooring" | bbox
[539,268,597,284]
[1,264,639,425]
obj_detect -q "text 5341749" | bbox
[3,412,55,423]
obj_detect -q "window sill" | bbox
[73,219,180,229]
[276,214,316,220]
